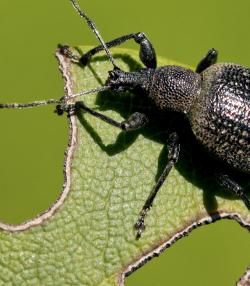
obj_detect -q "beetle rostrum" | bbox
[58,0,250,238]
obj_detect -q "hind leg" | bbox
[196,49,218,73]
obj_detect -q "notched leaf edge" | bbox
[0,52,76,232]
[121,212,250,285]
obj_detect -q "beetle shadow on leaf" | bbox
[76,109,140,156]
[76,53,249,216]
[175,131,250,213]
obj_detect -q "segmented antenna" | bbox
[0,99,60,109]
[64,86,109,100]
[0,1,114,110]
[70,0,118,69]
[0,86,110,109]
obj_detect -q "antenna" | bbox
[64,85,110,100]
[0,86,111,110]
[70,0,118,69]
[0,1,114,111]
[0,99,60,109]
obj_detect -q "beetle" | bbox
[1,0,248,239]
[55,0,250,238]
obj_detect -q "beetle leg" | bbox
[196,48,218,73]
[134,132,180,239]
[72,101,149,131]
[57,44,80,63]
[216,173,250,209]
[59,32,157,68]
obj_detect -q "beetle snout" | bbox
[106,69,128,91]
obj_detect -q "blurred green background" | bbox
[0,0,249,285]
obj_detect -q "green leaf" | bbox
[0,47,249,286]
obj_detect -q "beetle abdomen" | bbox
[189,63,250,173]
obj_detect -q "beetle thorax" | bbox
[149,66,201,114]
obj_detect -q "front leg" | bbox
[58,32,157,69]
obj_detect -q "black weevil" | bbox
[1,0,249,239]
[56,0,250,238]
